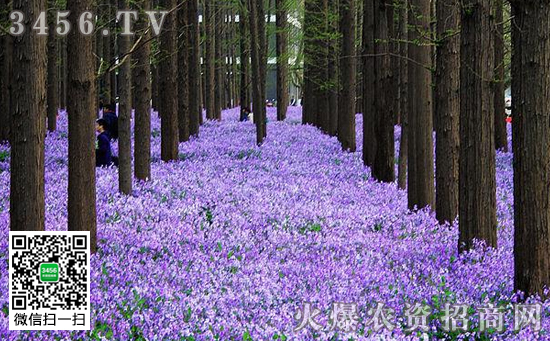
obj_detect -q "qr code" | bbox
[9,231,90,331]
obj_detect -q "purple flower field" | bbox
[0,107,548,340]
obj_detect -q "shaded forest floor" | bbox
[0,107,548,340]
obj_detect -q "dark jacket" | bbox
[96,131,112,167]
[103,112,118,140]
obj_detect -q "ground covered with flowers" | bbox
[0,107,548,340]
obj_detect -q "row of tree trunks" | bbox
[458,0,496,251]
[407,0,434,210]
[434,0,460,224]
[276,0,289,121]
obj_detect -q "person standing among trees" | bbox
[95,119,113,168]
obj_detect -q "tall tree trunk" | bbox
[214,0,223,118]
[248,0,266,144]
[97,0,105,105]
[152,61,160,111]
[355,0,363,115]
[10,0,47,231]
[67,0,97,252]
[0,0,11,143]
[225,10,233,108]
[386,2,397,126]
[47,3,59,132]
[407,0,434,210]
[258,0,267,138]
[103,0,113,103]
[276,0,289,121]
[178,1,190,142]
[338,0,356,152]
[398,104,409,190]
[302,0,315,125]
[188,0,201,136]
[239,2,251,110]
[159,0,179,161]
[229,10,238,108]
[134,0,152,181]
[511,0,550,297]
[110,0,118,104]
[118,0,132,194]
[397,0,408,190]
[459,0,496,251]
[328,0,339,136]
[494,0,507,152]
[151,0,160,113]
[205,0,217,120]
[314,0,330,132]
[362,0,375,165]
[435,0,460,224]
[303,0,328,128]
[61,37,68,109]
[371,0,395,182]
